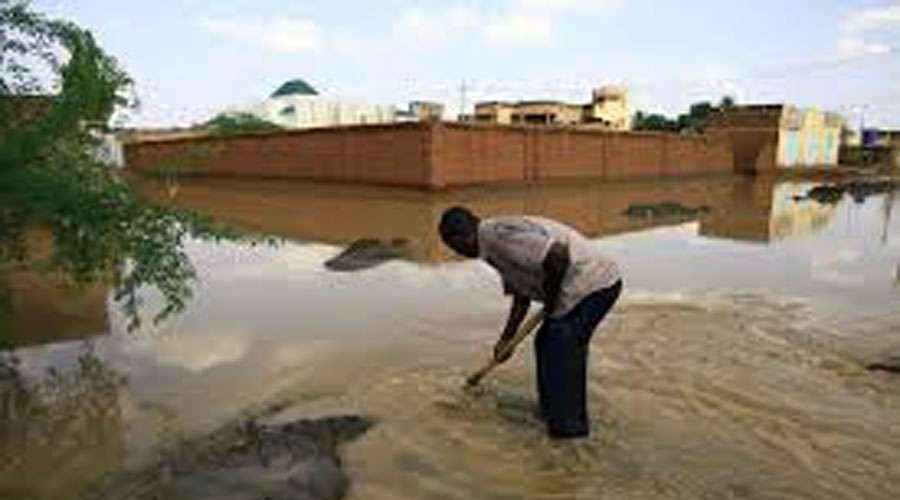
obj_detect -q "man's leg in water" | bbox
[534,280,622,438]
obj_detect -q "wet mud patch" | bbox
[866,351,900,374]
[794,178,897,205]
[91,413,376,500]
[343,366,662,499]
[324,239,410,272]
[623,201,712,220]
[594,294,900,499]
[343,293,900,499]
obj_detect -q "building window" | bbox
[280,105,296,116]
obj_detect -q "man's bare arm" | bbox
[494,294,530,362]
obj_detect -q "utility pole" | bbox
[859,104,869,136]
[458,80,471,120]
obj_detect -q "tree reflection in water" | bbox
[0,347,126,498]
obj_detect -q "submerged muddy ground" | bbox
[2,175,899,499]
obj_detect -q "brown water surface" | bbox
[1,175,899,499]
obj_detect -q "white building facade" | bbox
[246,79,397,129]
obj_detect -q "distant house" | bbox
[861,128,900,149]
[472,86,631,131]
[708,104,845,170]
[863,129,900,169]
[394,101,445,122]
[584,86,631,130]
[838,128,899,168]
[475,100,582,126]
[243,78,397,129]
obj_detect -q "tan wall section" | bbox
[724,129,779,174]
[435,125,528,186]
[126,122,737,189]
[125,122,434,187]
[433,124,733,187]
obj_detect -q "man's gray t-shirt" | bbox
[478,216,620,318]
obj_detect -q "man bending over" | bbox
[439,206,622,439]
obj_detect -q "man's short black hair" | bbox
[439,206,478,242]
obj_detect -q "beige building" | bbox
[709,104,845,169]
[395,101,445,122]
[586,86,630,130]
[777,106,845,167]
[472,86,631,131]
[474,100,582,126]
[471,101,515,124]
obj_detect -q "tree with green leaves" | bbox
[1,0,235,334]
[632,96,737,133]
[204,112,282,136]
[679,101,714,133]
[632,111,680,132]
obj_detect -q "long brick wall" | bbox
[432,124,734,186]
[124,121,737,189]
[125,122,434,187]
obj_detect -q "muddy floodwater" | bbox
[2,174,900,499]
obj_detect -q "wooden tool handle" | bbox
[465,310,545,387]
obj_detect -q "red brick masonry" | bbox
[124,122,741,189]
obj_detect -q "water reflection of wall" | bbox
[700,176,775,242]
[138,176,749,263]
[699,177,838,242]
[0,230,108,349]
[1,269,107,348]
[769,183,838,239]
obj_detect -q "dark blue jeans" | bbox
[535,280,622,439]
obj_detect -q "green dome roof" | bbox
[271,79,319,98]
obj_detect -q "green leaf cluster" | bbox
[633,96,736,133]
[1,1,235,332]
[203,112,282,137]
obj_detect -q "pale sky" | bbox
[32,0,900,128]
